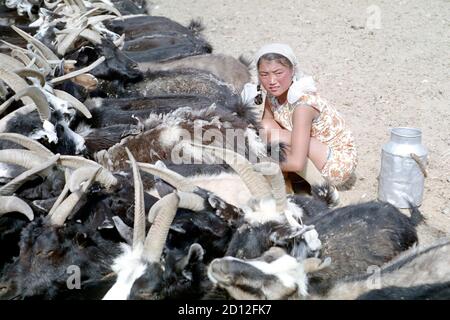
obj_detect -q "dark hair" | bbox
[257,53,293,70]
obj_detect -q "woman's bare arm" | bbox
[279,107,316,172]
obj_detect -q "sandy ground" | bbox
[149,0,450,244]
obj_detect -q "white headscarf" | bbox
[241,43,317,105]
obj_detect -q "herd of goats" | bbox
[0,0,449,300]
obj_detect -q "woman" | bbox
[241,43,357,192]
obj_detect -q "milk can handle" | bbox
[410,153,427,178]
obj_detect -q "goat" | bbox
[137,54,251,94]
[104,15,212,63]
[68,40,143,84]
[207,247,330,300]
[302,201,423,295]
[317,238,450,300]
[93,104,266,173]
[127,69,241,112]
[0,165,121,299]
[103,148,214,300]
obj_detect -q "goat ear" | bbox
[74,232,89,248]
[175,243,204,273]
[187,243,204,263]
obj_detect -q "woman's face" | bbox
[258,59,294,97]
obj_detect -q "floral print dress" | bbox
[268,93,357,186]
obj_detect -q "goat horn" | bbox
[0,68,34,106]
[143,192,179,263]
[53,89,92,118]
[79,29,102,45]
[14,68,46,87]
[68,166,101,192]
[112,216,133,245]
[135,161,196,192]
[11,26,59,61]
[48,169,71,217]
[191,143,273,200]
[73,0,87,12]
[0,196,34,221]
[57,26,87,56]
[126,148,146,249]
[113,33,125,48]
[0,105,36,132]
[90,2,122,16]
[147,191,206,224]
[0,154,60,196]
[253,162,286,212]
[0,53,25,70]
[27,51,52,77]
[0,149,47,169]
[50,56,105,84]
[0,80,7,100]
[50,166,100,226]
[44,0,62,10]
[177,191,206,212]
[0,133,54,157]
[59,155,118,189]
[87,15,116,26]
[14,86,50,121]
[11,50,34,69]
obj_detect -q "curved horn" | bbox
[191,143,273,199]
[50,56,105,84]
[135,161,196,192]
[50,166,100,226]
[48,169,71,217]
[91,2,122,16]
[68,166,101,192]
[53,89,92,118]
[0,68,34,106]
[113,33,125,48]
[0,53,26,70]
[87,15,116,26]
[147,191,205,224]
[0,149,47,169]
[0,154,60,196]
[57,27,87,56]
[14,68,46,87]
[44,0,63,10]
[126,147,146,249]
[79,29,102,45]
[0,133,54,157]
[0,196,34,221]
[11,26,59,61]
[14,86,50,122]
[253,162,286,212]
[59,155,118,189]
[177,191,206,212]
[143,192,179,263]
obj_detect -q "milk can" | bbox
[378,127,428,208]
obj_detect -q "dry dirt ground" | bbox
[148,0,450,245]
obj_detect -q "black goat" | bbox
[104,15,212,63]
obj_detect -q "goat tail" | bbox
[188,19,205,35]
[310,182,339,208]
[407,201,425,227]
